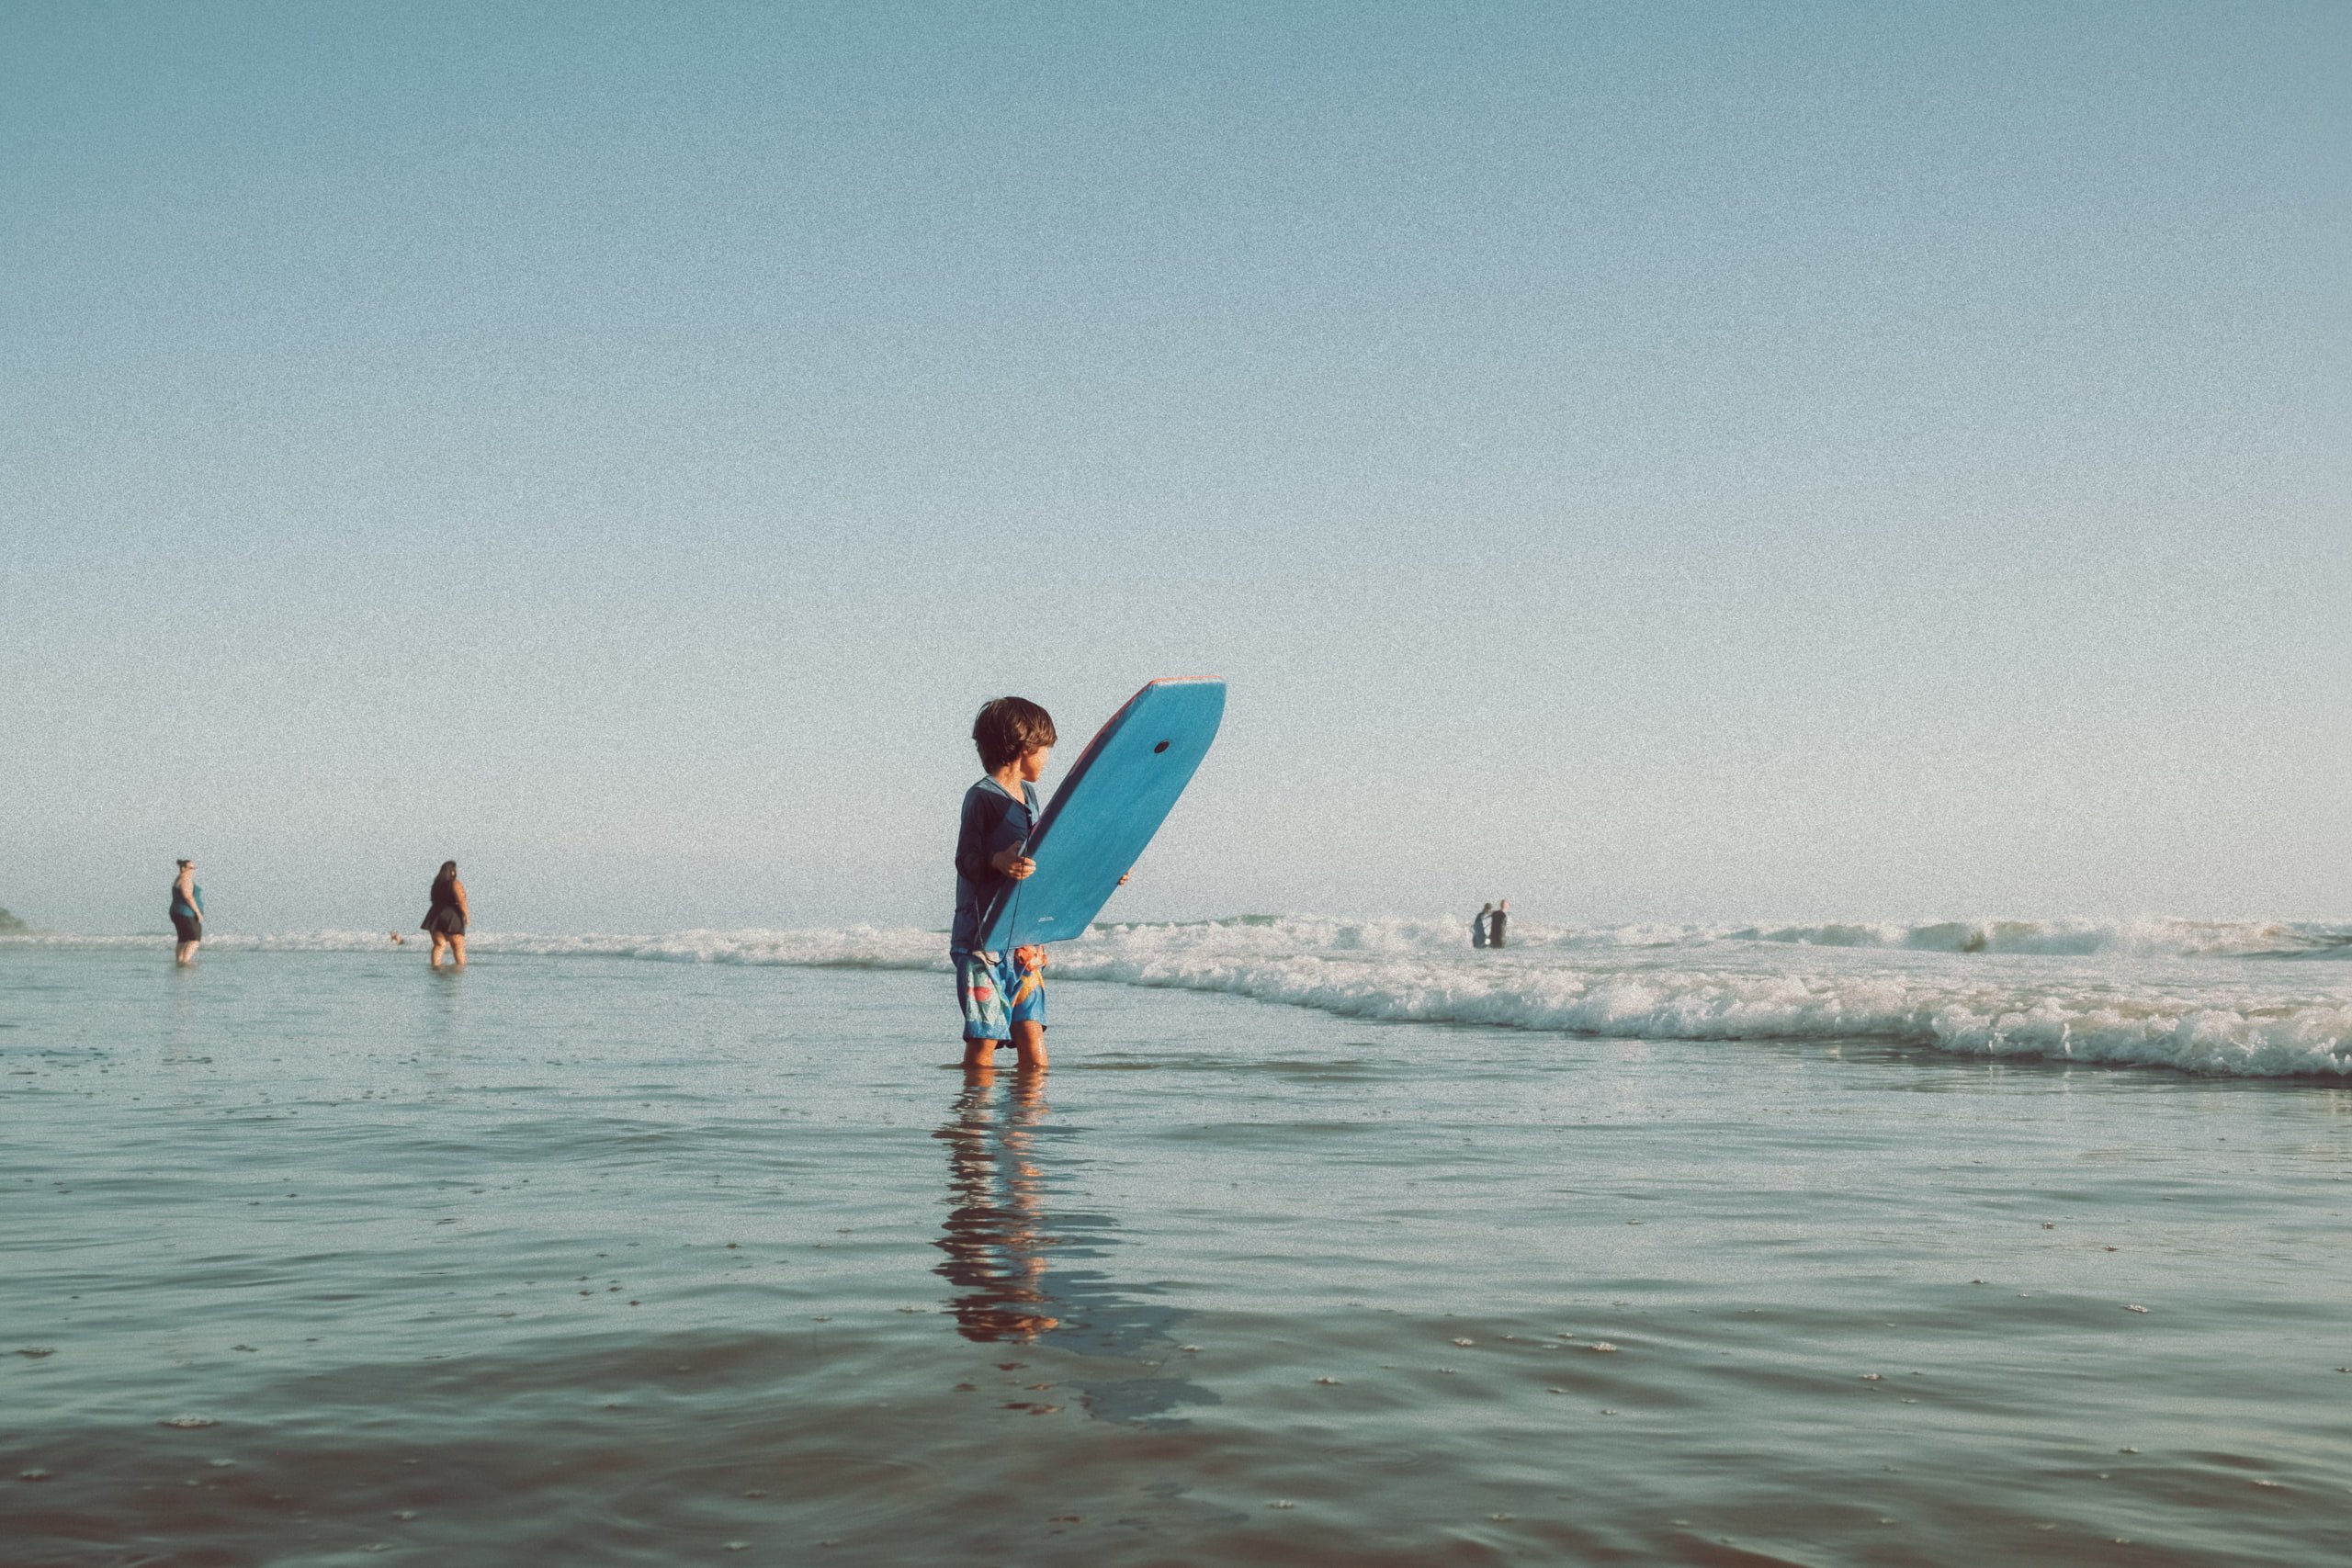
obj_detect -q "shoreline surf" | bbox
[10,914,2347,1079]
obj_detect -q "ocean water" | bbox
[5,919,2350,1566]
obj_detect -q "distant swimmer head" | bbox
[175,859,193,869]
[973,696,1057,773]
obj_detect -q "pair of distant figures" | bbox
[168,859,470,969]
[1472,900,1510,950]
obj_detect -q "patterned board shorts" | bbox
[955,948,1047,1042]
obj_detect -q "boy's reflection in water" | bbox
[932,1064,1220,1425]
[934,1067,1060,1341]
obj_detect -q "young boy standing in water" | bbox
[954,698,1057,1072]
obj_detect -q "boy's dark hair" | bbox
[973,697,1057,773]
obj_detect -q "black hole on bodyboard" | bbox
[1153,739,1170,753]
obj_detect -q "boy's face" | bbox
[1015,746,1052,784]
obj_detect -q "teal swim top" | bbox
[950,777,1039,953]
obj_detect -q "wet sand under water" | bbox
[4,947,2349,1565]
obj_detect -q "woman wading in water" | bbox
[422,861,469,969]
[169,860,204,965]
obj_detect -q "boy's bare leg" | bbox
[1011,1021,1047,1072]
[961,1036,998,1074]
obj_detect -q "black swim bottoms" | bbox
[171,914,201,942]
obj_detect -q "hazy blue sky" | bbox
[5,1,2345,933]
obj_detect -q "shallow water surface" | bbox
[5,946,2349,1565]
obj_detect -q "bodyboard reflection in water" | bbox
[933,1078,1218,1426]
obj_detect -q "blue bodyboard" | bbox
[976,677,1226,949]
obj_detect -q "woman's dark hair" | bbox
[435,861,458,883]
[972,697,1057,773]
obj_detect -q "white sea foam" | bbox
[1032,918,2352,1077]
[9,915,2347,1078]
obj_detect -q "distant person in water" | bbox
[954,699,1055,1072]
[422,861,469,968]
[1472,902,1495,949]
[1488,899,1510,948]
[169,860,204,964]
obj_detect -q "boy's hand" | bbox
[991,848,1036,879]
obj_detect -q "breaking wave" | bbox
[12,914,2347,1078]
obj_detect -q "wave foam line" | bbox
[9,918,2346,1077]
[1046,944,2352,1079]
[527,920,2352,1077]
